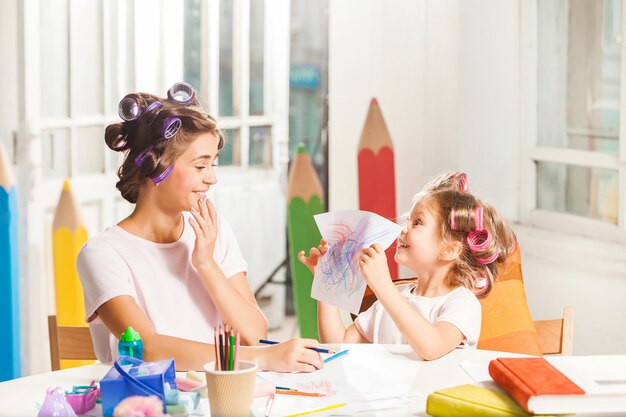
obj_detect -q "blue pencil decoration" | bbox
[258,339,336,354]
[0,143,20,381]
[323,349,349,364]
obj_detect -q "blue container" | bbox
[100,356,176,417]
[118,326,143,364]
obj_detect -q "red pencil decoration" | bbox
[357,98,398,279]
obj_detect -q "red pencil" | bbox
[357,98,398,279]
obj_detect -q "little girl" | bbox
[299,173,516,360]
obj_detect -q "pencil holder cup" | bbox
[204,360,257,417]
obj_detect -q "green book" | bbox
[426,384,562,417]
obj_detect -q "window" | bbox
[183,0,273,169]
[521,0,626,241]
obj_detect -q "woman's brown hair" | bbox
[105,92,224,203]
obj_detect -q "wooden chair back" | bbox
[47,315,97,371]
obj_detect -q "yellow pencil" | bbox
[283,403,346,417]
[52,179,91,369]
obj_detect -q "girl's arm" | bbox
[317,299,369,343]
[359,244,464,360]
[97,295,323,371]
[370,280,464,360]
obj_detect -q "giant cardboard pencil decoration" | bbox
[287,144,325,339]
[52,179,91,368]
[357,98,398,278]
[0,142,21,381]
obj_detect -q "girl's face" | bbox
[394,200,444,273]
[158,132,219,211]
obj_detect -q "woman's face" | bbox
[158,132,219,211]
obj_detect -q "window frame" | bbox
[201,0,284,172]
[519,0,626,243]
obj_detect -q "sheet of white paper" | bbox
[311,210,402,314]
[254,345,421,416]
[460,360,492,382]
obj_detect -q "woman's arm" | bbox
[97,295,323,371]
[187,197,267,345]
[195,267,267,345]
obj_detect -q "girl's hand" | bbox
[297,239,329,274]
[358,243,392,291]
[259,338,324,372]
[188,194,219,269]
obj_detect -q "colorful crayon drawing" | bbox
[311,211,401,314]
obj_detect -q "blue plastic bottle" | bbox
[118,326,143,364]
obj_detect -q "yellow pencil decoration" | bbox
[52,179,91,369]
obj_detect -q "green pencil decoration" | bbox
[287,144,325,339]
[0,142,20,381]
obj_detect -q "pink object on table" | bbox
[175,377,203,392]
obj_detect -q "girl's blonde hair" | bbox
[414,172,517,296]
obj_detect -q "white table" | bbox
[0,346,621,416]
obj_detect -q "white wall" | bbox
[329,0,626,354]
[0,0,19,158]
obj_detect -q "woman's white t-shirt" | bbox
[76,213,247,363]
[354,283,482,348]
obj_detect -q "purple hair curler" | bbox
[150,165,174,185]
[134,145,154,167]
[161,117,182,139]
[167,82,195,105]
[118,96,142,121]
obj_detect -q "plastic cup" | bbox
[204,360,257,417]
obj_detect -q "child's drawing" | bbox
[311,210,401,314]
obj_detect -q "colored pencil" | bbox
[219,326,225,370]
[287,143,325,339]
[284,402,346,417]
[0,142,20,381]
[228,333,235,371]
[263,394,275,417]
[52,179,92,369]
[224,325,230,370]
[275,390,326,397]
[323,349,349,364]
[258,339,335,354]
[357,98,398,279]
[213,326,220,370]
[234,331,240,370]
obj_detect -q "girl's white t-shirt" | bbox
[76,213,247,363]
[354,283,482,348]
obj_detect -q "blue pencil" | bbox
[323,349,349,364]
[258,339,336,354]
[0,143,20,381]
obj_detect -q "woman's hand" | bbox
[258,338,324,372]
[358,243,392,292]
[188,194,219,269]
[297,238,329,274]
